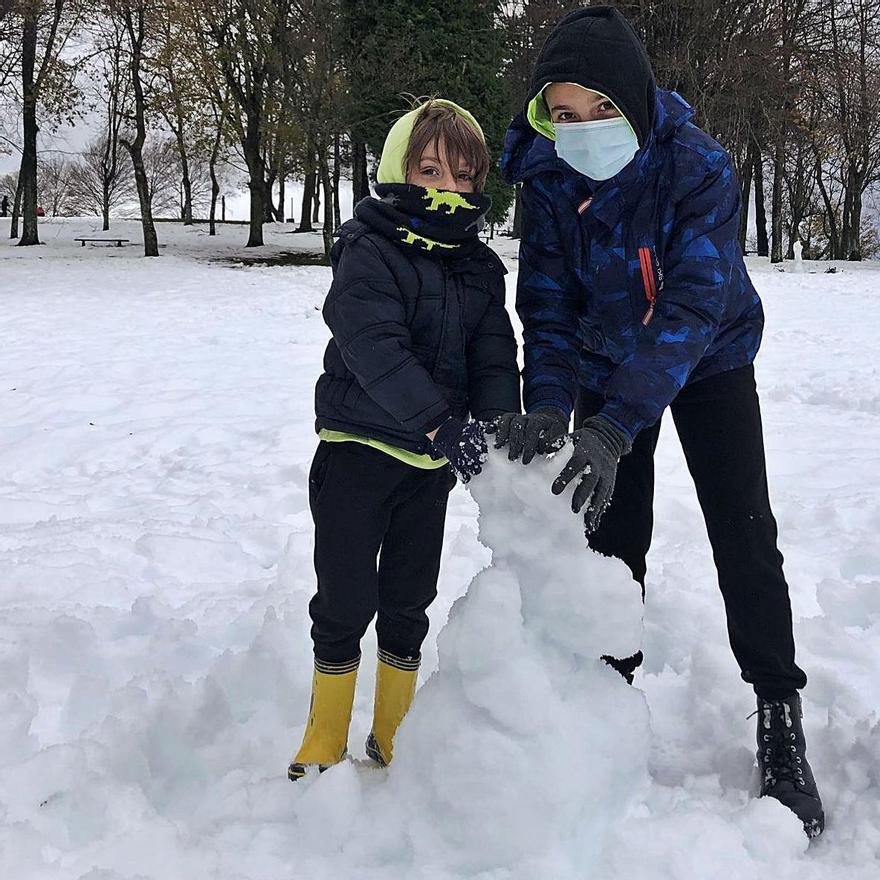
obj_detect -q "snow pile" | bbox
[286,449,648,878]
[385,450,648,874]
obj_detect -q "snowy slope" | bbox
[1,218,879,879]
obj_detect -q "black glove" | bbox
[485,408,569,464]
[551,416,633,533]
[430,417,488,483]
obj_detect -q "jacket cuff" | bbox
[420,407,452,435]
[471,406,517,421]
[585,413,633,457]
[596,401,641,443]
[523,390,574,420]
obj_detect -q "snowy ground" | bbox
[1,217,879,879]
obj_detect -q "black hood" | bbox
[526,6,656,147]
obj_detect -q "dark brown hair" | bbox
[404,101,491,191]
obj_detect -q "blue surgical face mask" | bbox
[553,117,640,181]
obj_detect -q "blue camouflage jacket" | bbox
[501,88,764,440]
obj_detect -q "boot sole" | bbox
[755,781,825,839]
[804,815,825,839]
[288,749,348,782]
[365,733,387,767]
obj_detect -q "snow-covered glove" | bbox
[551,416,633,532]
[485,408,569,464]
[430,417,488,484]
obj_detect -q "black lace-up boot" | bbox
[756,694,824,838]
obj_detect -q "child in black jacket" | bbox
[289,100,520,780]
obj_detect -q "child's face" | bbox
[545,83,621,124]
[407,137,475,192]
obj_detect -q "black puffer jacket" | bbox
[315,218,521,455]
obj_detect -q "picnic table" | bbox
[74,237,130,247]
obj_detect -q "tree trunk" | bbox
[245,155,266,247]
[165,111,194,224]
[18,10,40,246]
[332,134,341,228]
[298,151,315,232]
[770,136,785,263]
[209,163,219,236]
[208,104,224,237]
[784,148,810,260]
[511,185,523,239]
[241,105,266,247]
[179,147,193,225]
[351,139,369,203]
[737,141,755,250]
[100,116,119,232]
[102,179,111,231]
[754,151,768,257]
[839,164,865,261]
[840,174,853,259]
[847,183,862,261]
[10,175,23,239]
[121,6,159,257]
[127,146,159,255]
[277,175,286,221]
[813,152,839,259]
[319,153,333,256]
[312,166,321,225]
[263,169,276,223]
[168,74,193,225]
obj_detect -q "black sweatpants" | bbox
[577,364,807,700]
[308,441,456,664]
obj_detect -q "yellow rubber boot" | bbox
[365,649,420,767]
[288,657,359,781]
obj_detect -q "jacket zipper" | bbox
[638,246,657,325]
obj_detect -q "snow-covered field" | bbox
[2,217,879,879]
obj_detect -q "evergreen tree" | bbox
[343,0,513,225]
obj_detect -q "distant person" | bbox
[288,100,520,780]
[491,6,824,837]
[1,194,8,217]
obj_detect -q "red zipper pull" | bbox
[638,246,657,325]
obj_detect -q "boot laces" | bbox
[758,701,805,789]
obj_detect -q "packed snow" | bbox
[1,217,879,879]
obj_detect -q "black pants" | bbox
[308,441,455,664]
[577,364,807,700]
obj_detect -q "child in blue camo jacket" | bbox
[488,5,824,839]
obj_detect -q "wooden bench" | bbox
[74,237,130,247]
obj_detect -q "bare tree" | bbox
[0,0,21,93]
[141,134,178,215]
[111,0,159,256]
[86,11,129,230]
[152,0,200,224]
[68,134,136,219]
[36,150,73,213]
[14,0,82,246]
[283,0,347,253]
[203,86,232,235]
[825,0,880,259]
[191,0,285,247]
[172,0,233,235]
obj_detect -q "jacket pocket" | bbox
[340,381,364,414]
[308,442,334,508]
[459,279,492,334]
